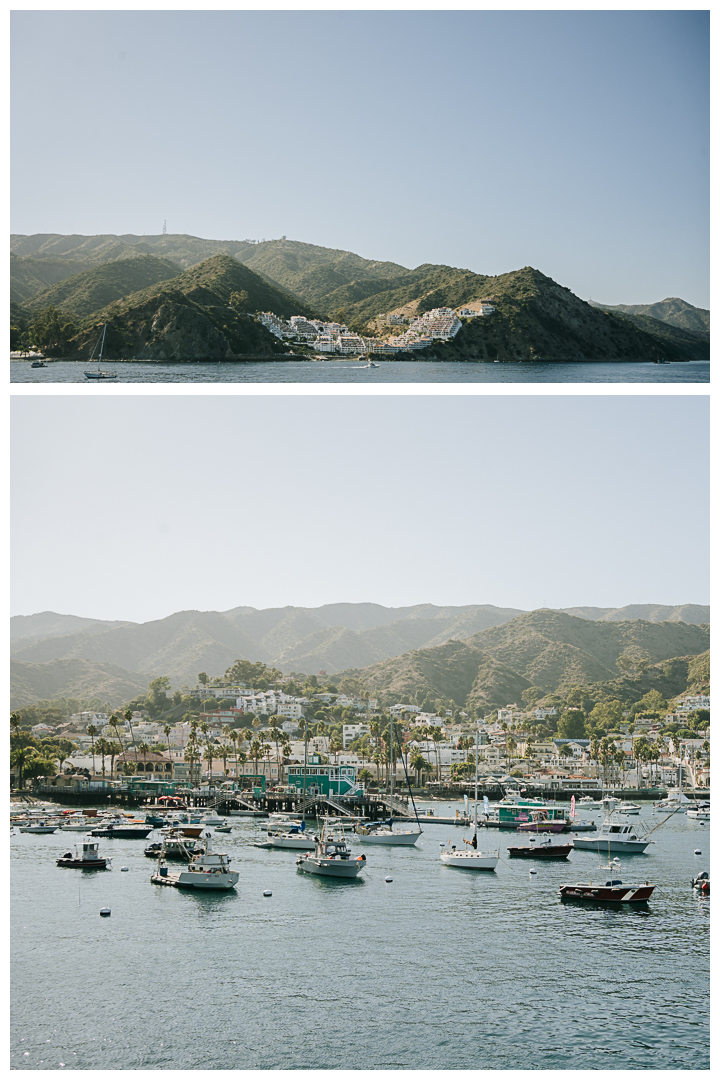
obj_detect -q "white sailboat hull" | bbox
[267,834,316,850]
[571,836,650,853]
[440,850,498,870]
[356,829,421,845]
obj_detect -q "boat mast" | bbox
[389,712,394,806]
[474,727,479,833]
[302,719,308,823]
[99,323,107,363]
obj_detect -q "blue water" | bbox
[11,802,709,1069]
[10,360,710,383]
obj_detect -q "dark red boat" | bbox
[559,858,655,903]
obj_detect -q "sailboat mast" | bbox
[99,323,107,362]
[390,713,394,804]
[302,720,308,823]
[474,728,479,830]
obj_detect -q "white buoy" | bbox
[263,890,272,897]
[694,849,702,855]
[385,876,393,883]
[529,869,537,875]
[120,866,129,872]
[99,908,111,917]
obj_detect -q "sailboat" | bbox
[440,728,499,870]
[356,714,422,845]
[84,324,117,379]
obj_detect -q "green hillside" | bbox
[61,255,312,360]
[589,297,709,334]
[22,256,183,319]
[335,610,710,712]
[10,253,96,304]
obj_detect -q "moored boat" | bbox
[686,802,710,821]
[57,840,110,869]
[571,813,652,854]
[151,836,239,890]
[91,823,153,839]
[559,857,655,904]
[355,819,422,845]
[508,839,573,859]
[19,820,58,833]
[296,821,366,878]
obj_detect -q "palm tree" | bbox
[269,724,282,773]
[138,742,151,777]
[123,709,137,748]
[250,739,261,776]
[431,726,443,781]
[108,740,123,780]
[95,737,111,778]
[10,712,22,736]
[163,724,172,759]
[11,745,36,789]
[110,713,124,754]
[86,723,99,775]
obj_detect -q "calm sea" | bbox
[10,360,710,384]
[11,802,709,1070]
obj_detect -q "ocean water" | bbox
[10,360,710,384]
[11,802,709,1070]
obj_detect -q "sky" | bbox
[11,394,709,623]
[10,8,709,307]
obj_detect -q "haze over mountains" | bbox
[10,601,709,708]
[10,233,709,362]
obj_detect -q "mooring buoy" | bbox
[120,867,129,872]
[385,877,393,883]
[263,890,272,897]
[99,908,111,917]
[529,869,537,875]
[694,849,702,855]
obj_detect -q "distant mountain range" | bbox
[10,233,709,362]
[9,602,709,708]
[333,610,710,713]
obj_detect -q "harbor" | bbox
[10,795,709,1070]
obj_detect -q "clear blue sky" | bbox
[11,9,709,307]
[11,394,709,623]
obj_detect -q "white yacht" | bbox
[58,814,98,832]
[654,788,693,814]
[296,822,366,878]
[571,814,653,854]
[19,820,58,833]
[259,821,317,850]
[686,802,710,821]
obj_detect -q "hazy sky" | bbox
[11,394,709,623]
[11,9,709,307]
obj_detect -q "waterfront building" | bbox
[287,757,363,797]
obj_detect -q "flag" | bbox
[570,795,576,820]
[483,795,489,814]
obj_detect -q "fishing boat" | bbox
[296,821,366,878]
[507,838,573,859]
[151,835,239,890]
[615,801,641,815]
[559,856,656,904]
[439,730,499,870]
[571,813,653,854]
[84,324,117,380]
[30,360,47,368]
[57,840,110,869]
[686,802,710,821]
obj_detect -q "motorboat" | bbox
[507,838,573,859]
[516,811,568,834]
[571,814,653,854]
[144,833,206,860]
[160,823,206,838]
[566,819,597,831]
[19,820,58,833]
[200,812,225,826]
[296,822,366,878]
[355,819,422,846]
[151,836,239,890]
[30,360,47,368]
[256,821,317,850]
[654,788,692,814]
[691,870,709,895]
[59,814,98,832]
[615,801,641,815]
[559,857,656,904]
[686,802,710,821]
[91,822,153,839]
[57,841,110,869]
